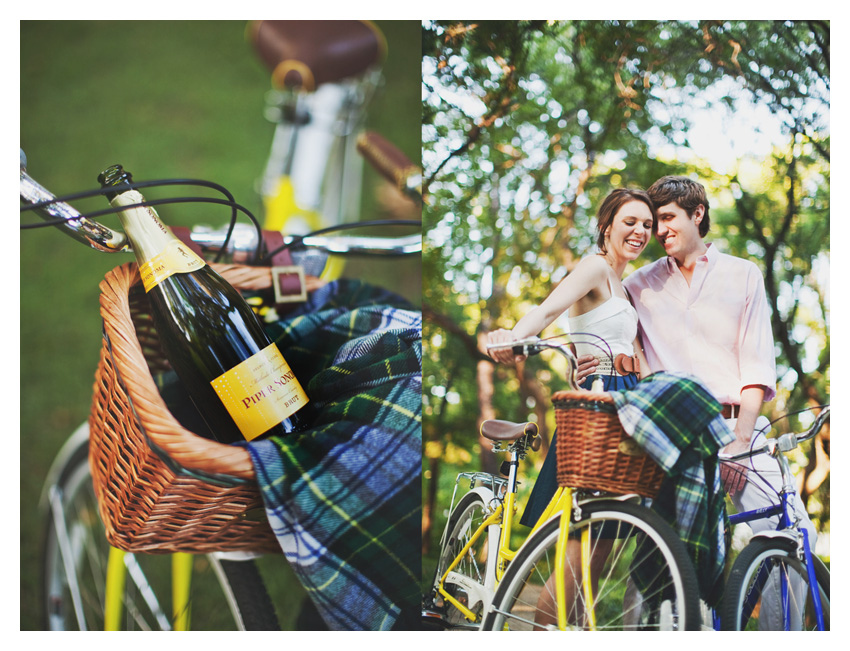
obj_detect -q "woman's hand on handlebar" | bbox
[486,328,526,365]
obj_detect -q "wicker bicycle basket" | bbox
[88,261,320,554]
[552,390,664,498]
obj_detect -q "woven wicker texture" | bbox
[553,389,664,498]
[89,262,323,554]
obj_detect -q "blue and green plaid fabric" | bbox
[610,372,735,606]
[243,280,421,630]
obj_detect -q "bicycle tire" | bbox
[721,536,830,631]
[40,429,280,630]
[481,499,702,631]
[427,490,496,628]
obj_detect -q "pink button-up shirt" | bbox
[624,244,776,405]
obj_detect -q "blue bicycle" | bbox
[718,405,830,631]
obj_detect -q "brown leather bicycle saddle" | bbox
[249,20,386,91]
[480,420,539,442]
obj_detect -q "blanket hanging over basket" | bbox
[610,371,735,606]
[243,279,422,631]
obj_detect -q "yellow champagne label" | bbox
[210,343,309,441]
[139,240,206,292]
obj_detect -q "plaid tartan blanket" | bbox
[243,279,422,630]
[610,372,735,606]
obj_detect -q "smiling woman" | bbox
[484,188,657,527]
[486,189,656,365]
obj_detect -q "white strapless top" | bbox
[568,280,638,363]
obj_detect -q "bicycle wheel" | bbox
[721,536,830,631]
[40,429,280,630]
[481,499,701,631]
[428,490,497,628]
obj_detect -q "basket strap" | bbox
[263,231,308,308]
[170,227,308,310]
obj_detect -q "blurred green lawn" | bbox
[20,20,421,630]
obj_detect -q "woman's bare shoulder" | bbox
[572,254,609,276]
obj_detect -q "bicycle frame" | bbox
[259,75,380,234]
[435,480,573,624]
[435,336,594,628]
[716,410,830,631]
[725,476,825,630]
[253,21,387,285]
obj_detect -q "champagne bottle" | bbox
[99,164,314,444]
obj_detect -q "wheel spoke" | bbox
[722,537,829,631]
[481,501,701,631]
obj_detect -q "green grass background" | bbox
[20,20,421,630]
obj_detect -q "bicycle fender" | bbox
[38,422,90,513]
[749,529,799,545]
[467,485,497,510]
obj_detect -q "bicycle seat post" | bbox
[504,445,522,498]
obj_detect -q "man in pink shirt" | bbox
[624,176,776,479]
[582,176,814,628]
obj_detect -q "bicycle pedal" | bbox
[421,609,449,630]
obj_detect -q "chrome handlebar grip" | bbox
[486,337,580,390]
[293,232,421,255]
[20,153,129,253]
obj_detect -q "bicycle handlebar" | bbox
[486,336,544,357]
[487,336,581,390]
[356,131,422,202]
[488,336,831,451]
[20,149,421,259]
[719,405,830,463]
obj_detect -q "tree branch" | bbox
[423,303,492,362]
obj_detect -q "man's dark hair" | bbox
[647,176,711,237]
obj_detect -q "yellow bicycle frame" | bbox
[263,176,345,281]
[437,485,578,627]
[103,547,193,631]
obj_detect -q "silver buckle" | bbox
[271,265,307,304]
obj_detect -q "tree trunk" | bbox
[422,454,440,557]
[518,363,552,461]
[421,369,457,556]
[476,328,500,475]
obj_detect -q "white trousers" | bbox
[726,416,817,630]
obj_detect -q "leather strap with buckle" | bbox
[263,231,308,308]
[613,353,640,376]
[270,265,307,304]
[171,227,309,310]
